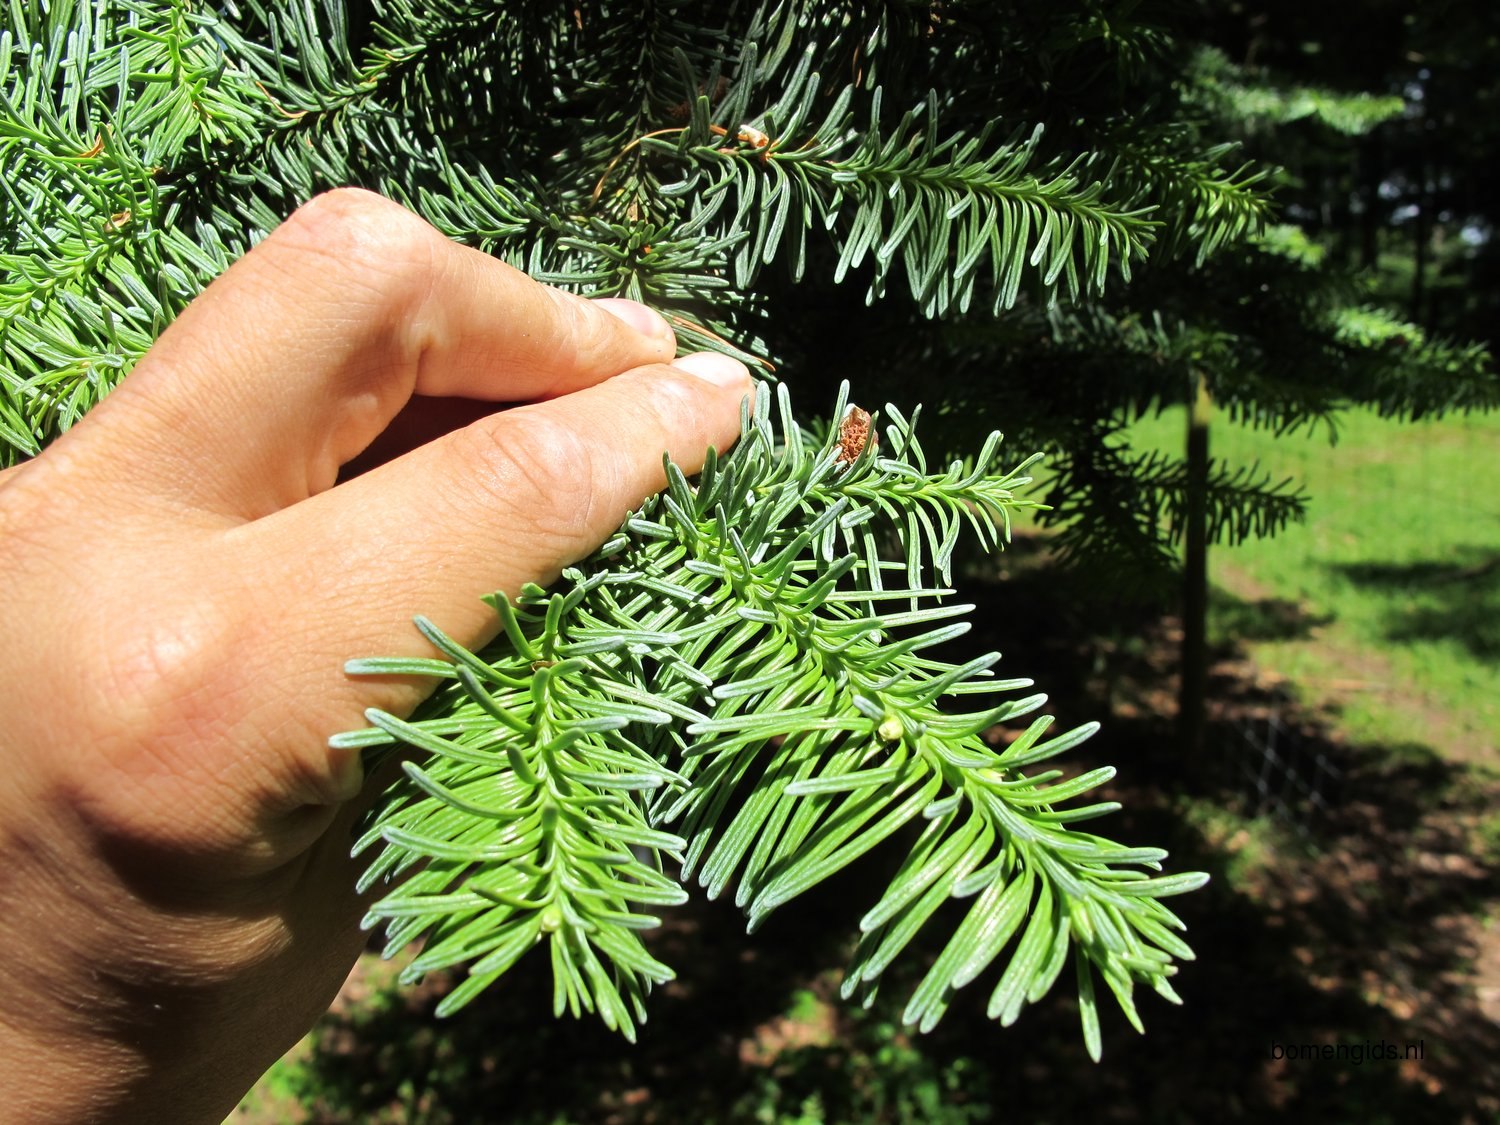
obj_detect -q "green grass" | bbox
[1125,403,1500,760]
[227,1038,314,1122]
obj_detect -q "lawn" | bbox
[1124,403,1500,762]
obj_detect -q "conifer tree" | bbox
[4,0,1491,1058]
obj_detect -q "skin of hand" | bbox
[0,188,752,1123]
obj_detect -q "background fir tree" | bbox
[2,0,1494,1061]
[1197,0,1500,350]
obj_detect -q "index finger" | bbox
[69,189,678,519]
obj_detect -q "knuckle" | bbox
[287,186,420,238]
[276,188,441,301]
[452,410,601,541]
[539,286,618,381]
[64,595,253,820]
[623,363,718,436]
[271,189,448,395]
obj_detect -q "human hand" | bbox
[0,188,752,1123]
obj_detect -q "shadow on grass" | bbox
[1211,587,1335,644]
[1333,548,1500,662]
[276,546,1500,1124]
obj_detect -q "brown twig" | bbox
[253,79,307,121]
[590,127,689,206]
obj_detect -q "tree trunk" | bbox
[1358,133,1382,271]
[1411,166,1427,325]
[1411,87,1429,326]
[1180,370,1212,756]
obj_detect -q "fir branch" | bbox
[571,0,734,226]
[342,382,1208,1053]
[203,0,381,132]
[219,0,514,133]
[1186,46,1406,138]
[1125,446,1307,548]
[84,0,267,163]
[1035,433,1185,578]
[350,610,687,1042]
[1096,134,1274,266]
[0,0,269,457]
[644,50,1158,315]
[1331,305,1500,419]
[0,2,163,322]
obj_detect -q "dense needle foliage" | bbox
[7,0,1492,1058]
[336,383,1205,1052]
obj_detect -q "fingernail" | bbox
[328,745,366,805]
[594,297,673,342]
[671,351,750,387]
